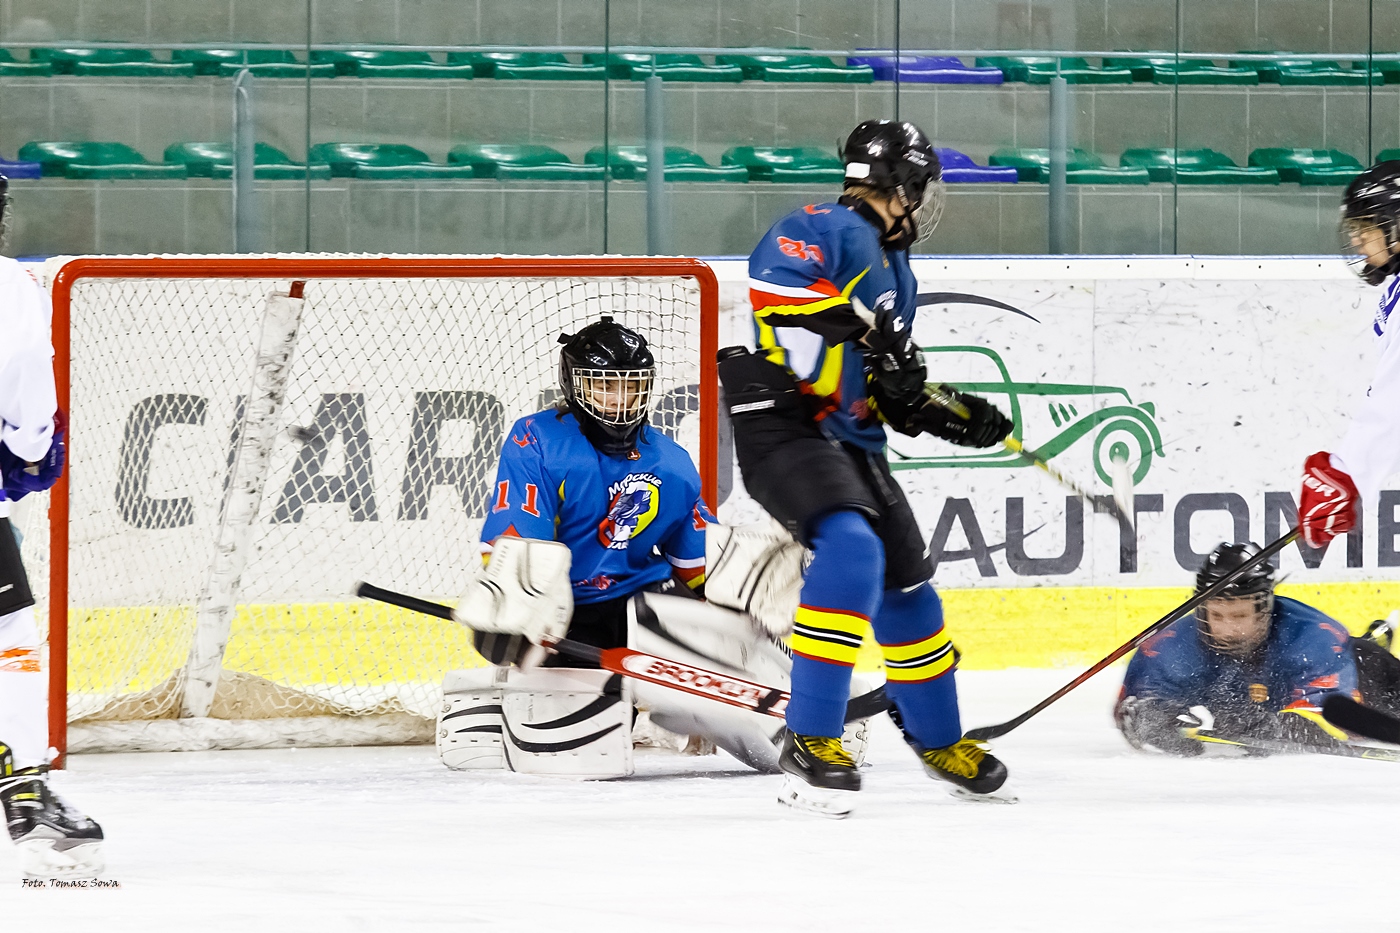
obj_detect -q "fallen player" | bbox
[1115,541,1400,756]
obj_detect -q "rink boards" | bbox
[32,255,1400,690]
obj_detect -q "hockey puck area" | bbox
[7,669,1397,930]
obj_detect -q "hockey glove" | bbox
[910,386,1012,449]
[860,321,927,411]
[1115,696,1204,757]
[1298,451,1358,548]
[0,409,66,501]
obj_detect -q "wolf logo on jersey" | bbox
[596,472,662,549]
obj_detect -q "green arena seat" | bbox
[1120,148,1279,184]
[581,53,743,83]
[585,146,749,181]
[448,144,603,180]
[309,50,474,79]
[974,56,1133,84]
[31,48,194,77]
[1298,166,1365,185]
[721,146,845,182]
[1101,54,1258,85]
[987,148,1148,183]
[163,142,332,180]
[1231,54,1380,86]
[172,49,336,78]
[446,51,603,80]
[1247,148,1362,183]
[308,143,474,179]
[18,141,187,178]
[0,50,51,76]
[714,53,872,83]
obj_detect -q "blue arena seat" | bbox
[846,55,1003,84]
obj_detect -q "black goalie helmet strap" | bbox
[557,316,656,456]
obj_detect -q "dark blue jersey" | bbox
[1121,596,1358,716]
[479,409,712,605]
[748,201,918,451]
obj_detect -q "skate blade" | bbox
[18,839,105,881]
[777,773,857,819]
[948,786,1018,805]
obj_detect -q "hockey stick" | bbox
[964,528,1301,741]
[354,582,888,724]
[1321,694,1400,745]
[924,383,1132,527]
[1181,726,1400,762]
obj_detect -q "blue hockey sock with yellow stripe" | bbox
[786,510,884,737]
[873,582,962,749]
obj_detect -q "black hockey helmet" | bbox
[558,316,655,456]
[1194,542,1276,658]
[841,120,944,249]
[1341,161,1400,285]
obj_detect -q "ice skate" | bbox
[2,767,104,880]
[777,731,860,819]
[916,738,1016,804]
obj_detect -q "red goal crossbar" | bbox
[46,255,720,762]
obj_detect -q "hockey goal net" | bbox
[29,256,717,758]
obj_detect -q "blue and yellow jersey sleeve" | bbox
[748,206,873,351]
[1272,598,1358,738]
[478,416,558,552]
[660,496,715,591]
[1121,618,1204,704]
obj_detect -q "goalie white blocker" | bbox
[439,318,866,779]
[0,198,105,881]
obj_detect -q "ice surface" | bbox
[8,669,1397,932]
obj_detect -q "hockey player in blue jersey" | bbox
[437,317,823,778]
[718,120,1015,816]
[1116,542,1400,755]
[473,316,711,666]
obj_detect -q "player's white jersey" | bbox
[0,257,57,465]
[1336,274,1400,499]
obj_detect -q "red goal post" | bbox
[44,255,720,761]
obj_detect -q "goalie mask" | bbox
[1194,542,1276,659]
[558,316,655,456]
[1341,161,1400,286]
[841,120,943,250]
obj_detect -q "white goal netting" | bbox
[29,256,714,753]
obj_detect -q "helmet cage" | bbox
[1196,592,1274,659]
[568,365,654,429]
[1340,213,1400,285]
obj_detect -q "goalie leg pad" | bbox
[437,667,508,771]
[629,592,791,773]
[501,668,633,780]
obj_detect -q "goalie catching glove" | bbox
[454,537,573,665]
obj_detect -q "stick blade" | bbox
[964,723,1010,742]
[1323,694,1400,745]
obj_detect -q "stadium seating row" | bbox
[9,142,1390,186]
[988,147,1379,185]
[8,141,1018,183]
[0,49,1392,86]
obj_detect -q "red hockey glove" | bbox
[1298,451,1359,548]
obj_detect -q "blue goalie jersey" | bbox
[478,409,713,605]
